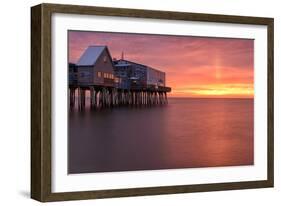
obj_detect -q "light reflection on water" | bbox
[68,98,253,174]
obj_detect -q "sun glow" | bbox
[171,84,254,98]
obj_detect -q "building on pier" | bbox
[76,46,115,87]
[112,59,132,89]
[74,46,167,90]
[113,59,166,90]
[69,46,171,110]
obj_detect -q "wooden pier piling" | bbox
[69,85,171,110]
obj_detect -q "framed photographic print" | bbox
[31,3,274,202]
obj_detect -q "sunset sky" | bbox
[68,31,254,98]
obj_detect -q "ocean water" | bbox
[68,98,254,174]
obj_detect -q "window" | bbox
[102,73,114,79]
[97,71,102,78]
[103,56,107,63]
[114,77,122,83]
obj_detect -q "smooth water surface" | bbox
[68,98,253,173]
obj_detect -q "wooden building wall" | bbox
[77,66,93,85]
[147,67,166,87]
[77,48,115,87]
[93,49,115,87]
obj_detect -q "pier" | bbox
[69,85,171,110]
[69,45,171,110]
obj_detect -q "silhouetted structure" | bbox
[69,46,171,110]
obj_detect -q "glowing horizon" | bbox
[69,31,254,98]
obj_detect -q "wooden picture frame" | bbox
[31,3,274,202]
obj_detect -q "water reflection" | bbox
[68,98,253,173]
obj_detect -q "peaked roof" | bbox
[77,46,107,66]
